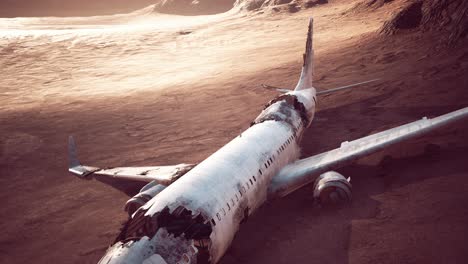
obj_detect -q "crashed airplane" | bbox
[68,18,468,264]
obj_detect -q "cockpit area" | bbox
[115,205,213,263]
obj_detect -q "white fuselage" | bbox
[151,88,315,261]
[101,88,317,264]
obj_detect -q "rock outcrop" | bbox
[352,0,394,11]
[233,0,327,12]
[380,0,468,44]
[153,0,236,15]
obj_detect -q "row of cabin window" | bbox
[264,155,275,169]
[211,171,259,227]
[211,128,303,227]
[276,132,298,156]
[267,130,301,173]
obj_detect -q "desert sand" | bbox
[1,0,467,263]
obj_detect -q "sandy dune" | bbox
[1,0,468,263]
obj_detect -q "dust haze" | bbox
[1,0,468,263]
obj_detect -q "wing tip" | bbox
[68,136,98,178]
[68,135,80,168]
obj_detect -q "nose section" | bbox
[97,229,200,264]
[98,237,160,264]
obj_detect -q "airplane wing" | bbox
[268,107,468,199]
[68,136,195,186]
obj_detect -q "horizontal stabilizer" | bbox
[261,84,292,93]
[317,79,380,95]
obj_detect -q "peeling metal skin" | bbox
[74,18,468,264]
[95,18,318,264]
[97,87,317,264]
[93,94,468,264]
[99,229,199,264]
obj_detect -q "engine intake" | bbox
[313,171,352,205]
[124,181,166,216]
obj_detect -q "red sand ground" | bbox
[1,0,467,263]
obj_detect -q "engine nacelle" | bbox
[124,181,166,216]
[313,171,352,205]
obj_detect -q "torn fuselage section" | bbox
[251,94,310,130]
[107,204,213,264]
[99,229,199,264]
[124,164,197,216]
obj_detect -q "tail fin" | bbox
[294,18,314,91]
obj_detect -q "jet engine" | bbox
[313,171,352,205]
[124,181,166,216]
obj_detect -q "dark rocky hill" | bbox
[380,0,468,44]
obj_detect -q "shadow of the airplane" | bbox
[220,93,468,264]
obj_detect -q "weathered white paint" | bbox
[269,106,468,198]
[141,95,314,261]
[97,82,317,263]
[69,18,468,264]
[98,229,198,264]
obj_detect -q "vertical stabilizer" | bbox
[294,18,314,91]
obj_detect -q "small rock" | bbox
[304,0,328,9]
[288,3,301,12]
